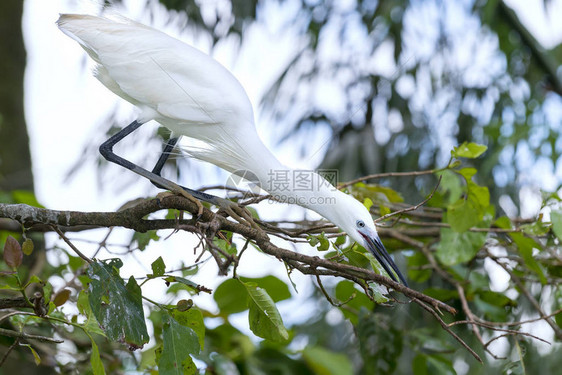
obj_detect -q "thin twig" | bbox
[338,168,440,189]
[374,175,442,224]
[0,327,63,343]
[0,338,19,368]
[51,225,92,264]
[413,298,483,363]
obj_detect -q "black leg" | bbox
[151,137,178,178]
[99,120,218,204]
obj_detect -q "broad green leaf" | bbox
[171,308,205,350]
[456,167,477,180]
[451,142,487,158]
[434,169,463,205]
[435,228,486,265]
[494,216,512,229]
[213,237,237,255]
[412,354,428,375]
[474,295,508,322]
[90,339,106,375]
[87,259,149,349]
[214,278,248,314]
[407,252,432,283]
[335,281,375,324]
[77,290,106,337]
[302,346,353,375]
[159,313,200,375]
[551,210,562,241]
[447,198,480,232]
[334,234,347,246]
[243,281,289,342]
[239,275,291,303]
[510,233,546,284]
[477,291,517,307]
[68,255,85,271]
[151,256,166,277]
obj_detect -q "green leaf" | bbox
[334,234,347,246]
[551,210,562,241]
[302,346,353,375]
[214,278,248,314]
[20,344,41,365]
[159,313,200,375]
[77,290,106,337]
[451,142,487,158]
[90,339,106,375]
[447,198,480,232]
[24,275,42,288]
[213,237,237,255]
[435,228,486,265]
[412,354,428,375]
[133,231,160,251]
[22,238,34,255]
[170,308,205,350]
[87,259,149,349]
[12,190,44,208]
[151,256,166,277]
[68,255,85,271]
[363,197,373,211]
[425,354,456,375]
[510,233,546,284]
[243,280,289,342]
[239,275,291,303]
[407,252,432,283]
[434,169,463,205]
[352,184,404,204]
[494,216,512,229]
[335,281,374,324]
[307,233,330,251]
[166,275,209,293]
[317,232,330,251]
[423,288,458,301]
[477,291,517,307]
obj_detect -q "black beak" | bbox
[362,234,408,287]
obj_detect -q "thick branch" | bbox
[0,200,456,314]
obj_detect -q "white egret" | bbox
[57,14,408,286]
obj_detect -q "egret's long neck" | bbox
[256,166,342,217]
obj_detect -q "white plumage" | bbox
[58,14,408,286]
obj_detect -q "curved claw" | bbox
[174,189,204,218]
[216,199,258,228]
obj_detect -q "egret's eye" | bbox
[356,220,365,228]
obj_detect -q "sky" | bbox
[20,0,562,366]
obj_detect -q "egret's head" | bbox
[319,191,408,286]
